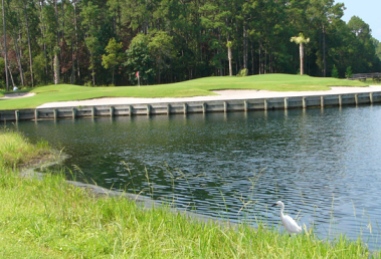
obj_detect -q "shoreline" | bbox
[36,86,381,109]
[2,86,381,122]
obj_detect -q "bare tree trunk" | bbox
[227,40,233,76]
[258,44,263,74]
[53,0,60,84]
[12,34,25,86]
[299,43,304,75]
[322,24,326,77]
[54,52,60,84]
[250,44,255,75]
[264,49,267,74]
[217,33,222,76]
[228,46,232,76]
[70,49,75,84]
[2,0,9,91]
[7,64,15,87]
[157,68,160,84]
[91,67,95,86]
[243,25,248,70]
[23,2,34,87]
[76,56,80,81]
[74,1,80,83]
[38,0,49,84]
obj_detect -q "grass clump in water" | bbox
[0,129,52,169]
[0,130,379,258]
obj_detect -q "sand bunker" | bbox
[1,92,35,99]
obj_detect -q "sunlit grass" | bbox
[0,73,370,110]
[367,78,381,85]
[0,172,376,258]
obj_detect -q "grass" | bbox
[0,74,371,110]
[0,129,53,169]
[0,130,380,258]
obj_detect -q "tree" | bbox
[290,33,310,75]
[124,33,154,85]
[22,0,35,87]
[374,39,381,61]
[306,0,345,76]
[199,1,234,76]
[39,0,62,85]
[80,1,102,85]
[38,1,61,85]
[347,16,378,72]
[375,39,381,71]
[3,0,26,87]
[102,38,124,85]
[345,66,352,79]
[148,31,175,83]
[0,0,380,87]
[61,0,80,85]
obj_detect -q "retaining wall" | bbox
[1,91,381,122]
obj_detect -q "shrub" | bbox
[236,68,248,77]
[345,66,353,79]
[331,65,339,78]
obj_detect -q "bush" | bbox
[345,66,353,79]
[331,65,339,78]
[236,68,248,77]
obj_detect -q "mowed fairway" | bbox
[0,74,368,110]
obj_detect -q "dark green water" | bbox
[7,106,381,249]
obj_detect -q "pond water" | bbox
[7,105,381,250]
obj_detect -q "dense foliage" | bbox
[0,0,380,89]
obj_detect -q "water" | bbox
[6,106,381,250]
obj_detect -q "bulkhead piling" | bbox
[2,90,381,122]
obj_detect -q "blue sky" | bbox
[339,0,381,41]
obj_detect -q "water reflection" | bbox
[6,106,381,250]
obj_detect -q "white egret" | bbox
[272,201,302,234]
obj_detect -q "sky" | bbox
[338,0,381,42]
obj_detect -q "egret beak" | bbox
[271,203,277,207]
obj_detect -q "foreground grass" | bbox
[0,130,379,258]
[0,74,370,110]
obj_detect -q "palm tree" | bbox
[290,33,310,75]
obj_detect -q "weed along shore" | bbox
[0,130,380,258]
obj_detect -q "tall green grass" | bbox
[0,130,379,258]
[0,129,51,169]
[0,74,370,110]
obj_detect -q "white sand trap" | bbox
[1,92,35,99]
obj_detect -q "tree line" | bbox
[1,0,380,90]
